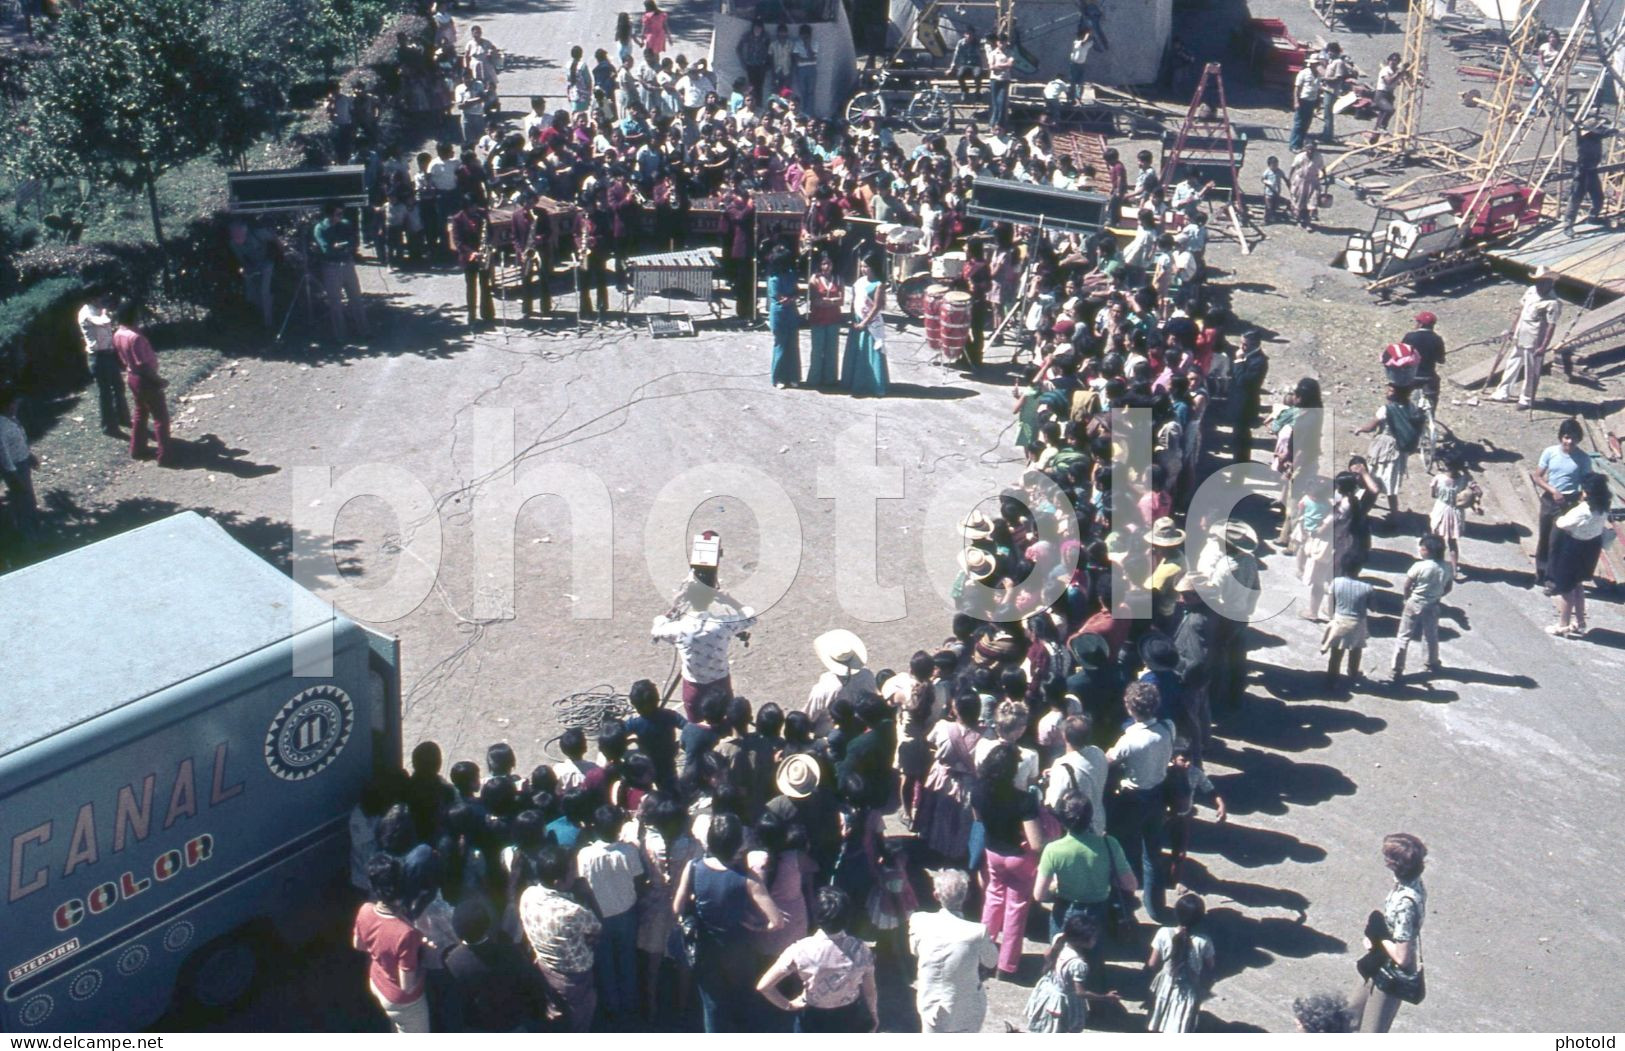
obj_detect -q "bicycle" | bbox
[1414,380,1443,469]
[845,68,954,134]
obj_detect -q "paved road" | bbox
[83,0,1625,1033]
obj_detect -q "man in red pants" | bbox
[111,306,171,465]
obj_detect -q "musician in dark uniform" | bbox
[719,181,757,322]
[802,182,844,268]
[577,186,613,320]
[513,198,553,319]
[605,168,642,279]
[651,166,690,250]
[449,194,496,328]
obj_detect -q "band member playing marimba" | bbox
[577,187,613,320]
[719,180,756,321]
[606,169,642,277]
[450,194,495,328]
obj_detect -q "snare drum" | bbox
[890,248,931,282]
[931,250,966,280]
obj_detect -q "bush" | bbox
[0,275,97,392]
[12,243,163,311]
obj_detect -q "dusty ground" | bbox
[12,0,1625,1034]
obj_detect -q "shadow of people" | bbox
[159,434,281,478]
[1210,748,1359,817]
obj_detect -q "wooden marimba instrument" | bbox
[680,191,808,238]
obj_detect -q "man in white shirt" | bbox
[521,95,549,143]
[77,296,129,435]
[908,869,998,1032]
[464,25,500,101]
[1106,681,1174,921]
[454,72,486,144]
[573,806,645,1019]
[651,579,756,722]
[1044,715,1108,835]
[677,58,715,118]
[1289,58,1324,153]
[805,629,878,734]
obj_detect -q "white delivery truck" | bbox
[0,512,401,1032]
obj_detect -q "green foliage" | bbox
[0,277,88,350]
[10,0,267,190]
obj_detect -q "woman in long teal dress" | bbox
[840,254,889,397]
[767,245,801,388]
[805,251,844,387]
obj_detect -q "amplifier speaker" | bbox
[966,177,1111,234]
[227,166,368,215]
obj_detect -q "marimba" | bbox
[683,191,808,238]
[625,247,722,305]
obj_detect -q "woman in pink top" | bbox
[748,810,812,959]
[352,856,429,1032]
[640,0,670,55]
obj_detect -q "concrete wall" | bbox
[888,0,1172,87]
[708,9,858,119]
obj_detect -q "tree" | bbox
[8,0,261,292]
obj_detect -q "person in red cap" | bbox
[1402,311,1445,408]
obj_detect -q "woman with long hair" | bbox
[671,813,786,1031]
[615,11,635,64]
[840,253,889,397]
[766,243,802,388]
[640,0,670,55]
[1144,892,1215,1032]
[914,692,982,862]
[806,251,844,387]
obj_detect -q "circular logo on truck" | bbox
[264,685,355,781]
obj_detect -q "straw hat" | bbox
[814,628,868,675]
[1147,517,1186,548]
[960,547,997,582]
[1223,520,1259,553]
[1174,572,1203,593]
[961,510,996,540]
[775,753,821,799]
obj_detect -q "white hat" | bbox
[775,753,821,799]
[814,629,868,675]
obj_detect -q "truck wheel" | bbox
[180,932,259,1011]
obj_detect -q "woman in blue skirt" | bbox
[840,253,889,397]
[767,244,802,388]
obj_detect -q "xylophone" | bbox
[625,247,722,303]
[678,191,808,238]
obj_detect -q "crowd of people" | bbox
[334,13,1463,1029]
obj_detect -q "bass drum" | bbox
[895,273,936,320]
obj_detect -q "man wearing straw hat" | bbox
[1197,520,1261,713]
[1144,517,1187,626]
[805,628,877,735]
[766,752,843,875]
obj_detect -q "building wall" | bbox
[888,0,1173,87]
[708,9,858,119]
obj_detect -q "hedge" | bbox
[0,274,96,392]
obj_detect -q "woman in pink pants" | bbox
[972,742,1045,976]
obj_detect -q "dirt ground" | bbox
[11,0,1625,1035]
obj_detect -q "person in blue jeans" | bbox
[987,34,1014,129]
[1105,682,1174,924]
[575,806,645,1018]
